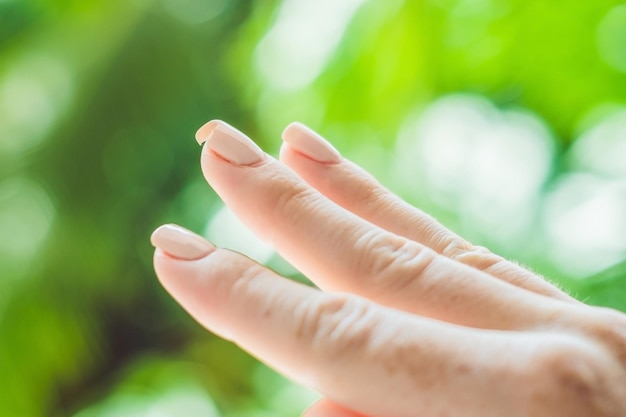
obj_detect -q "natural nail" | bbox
[195,120,265,166]
[151,224,215,260]
[282,122,341,164]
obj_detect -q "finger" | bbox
[302,399,364,417]
[194,118,572,329]
[150,224,531,417]
[195,120,569,330]
[280,122,576,303]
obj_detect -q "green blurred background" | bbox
[1,0,626,415]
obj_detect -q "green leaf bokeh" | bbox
[1,0,625,416]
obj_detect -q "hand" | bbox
[151,120,626,417]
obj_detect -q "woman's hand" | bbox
[151,120,626,417]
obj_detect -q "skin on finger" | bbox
[199,130,574,331]
[279,125,576,304]
[302,399,365,417]
[152,244,538,417]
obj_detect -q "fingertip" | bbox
[150,224,216,306]
[278,140,296,162]
[282,121,306,139]
[152,246,200,292]
[281,122,341,164]
[195,119,223,145]
[151,223,215,261]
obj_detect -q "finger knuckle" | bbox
[272,182,318,224]
[441,236,476,258]
[584,308,626,366]
[225,262,267,307]
[352,230,437,293]
[522,338,626,417]
[353,178,387,209]
[445,241,503,271]
[294,294,379,362]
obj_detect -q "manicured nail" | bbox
[151,224,215,260]
[195,120,265,166]
[282,122,341,164]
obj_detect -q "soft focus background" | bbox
[1,0,626,415]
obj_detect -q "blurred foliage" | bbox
[0,0,625,416]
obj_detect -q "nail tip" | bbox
[150,224,170,247]
[281,122,341,164]
[282,121,307,137]
[150,224,215,260]
[200,120,265,166]
[195,119,225,145]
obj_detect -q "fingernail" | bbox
[195,120,265,166]
[151,224,215,260]
[282,122,341,164]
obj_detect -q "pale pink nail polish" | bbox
[195,120,265,166]
[282,122,341,164]
[151,224,215,260]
